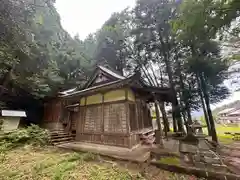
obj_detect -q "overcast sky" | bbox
[55,0,240,112]
[55,0,135,40]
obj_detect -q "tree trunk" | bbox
[159,101,169,139]
[155,101,162,131]
[186,106,192,125]
[158,33,183,132]
[197,76,211,136]
[155,101,163,145]
[0,67,13,96]
[199,75,218,143]
[201,93,211,136]
[172,108,178,132]
[174,98,183,132]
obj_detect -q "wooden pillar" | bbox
[141,101,144,129]
[81,97,87,133]
[101,93,104,142]
[135,99,139,131]
[125,88,130,134]
[125,88,131,148]
[76,102,81,134]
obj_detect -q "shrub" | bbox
[0,124,50,151]
[0,119,3,131]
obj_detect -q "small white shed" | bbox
[0,110,27,133]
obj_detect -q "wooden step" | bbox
[49,130,65,133]
[50,132,69,137]
[53,140,74,146]
[51,135,74,140]
[49,129,65,132]
[51,137,73,143]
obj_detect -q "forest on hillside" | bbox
[0,0,239,141]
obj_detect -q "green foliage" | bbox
[94,9,131,74]
[0,0,95,109]
[0,125,50,151]
[0,119,3,131]
[1,0,240,141]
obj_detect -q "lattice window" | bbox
[84,106,102,132]
[136,100,144,129]
[129,104,138,131]
[70,112,78,130]
[104,103,127,133]
[143,103,151,128]
[61,109,70,124]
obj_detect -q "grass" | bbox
[203,124,240,135]
[214,125,240,134]
[158,157,180,166]
[0,146,138,180]
[0,145,203,180]
[203,124,240,144]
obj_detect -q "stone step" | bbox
[203,157,222,164]
[140,132,155,140]
[206,164,228,173]
[141,137,156,145]
[198,151,221,159]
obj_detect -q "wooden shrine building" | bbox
[43,65,172,148]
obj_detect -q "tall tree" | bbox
[94,10,131,74]
[131,0,185,132]
[172,0,237,142]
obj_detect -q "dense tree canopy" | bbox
[0,0,95,108]
[1,0,239,142]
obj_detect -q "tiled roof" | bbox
[218,108,236,115]
[228,109,240,116]
[61,78,130,98]
[58,88,77,95]
[98,65,125,80]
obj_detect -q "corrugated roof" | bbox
[1,110,26,117]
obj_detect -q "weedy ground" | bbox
[0,145,204,180]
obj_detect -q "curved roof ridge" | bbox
[98,65,125,80]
